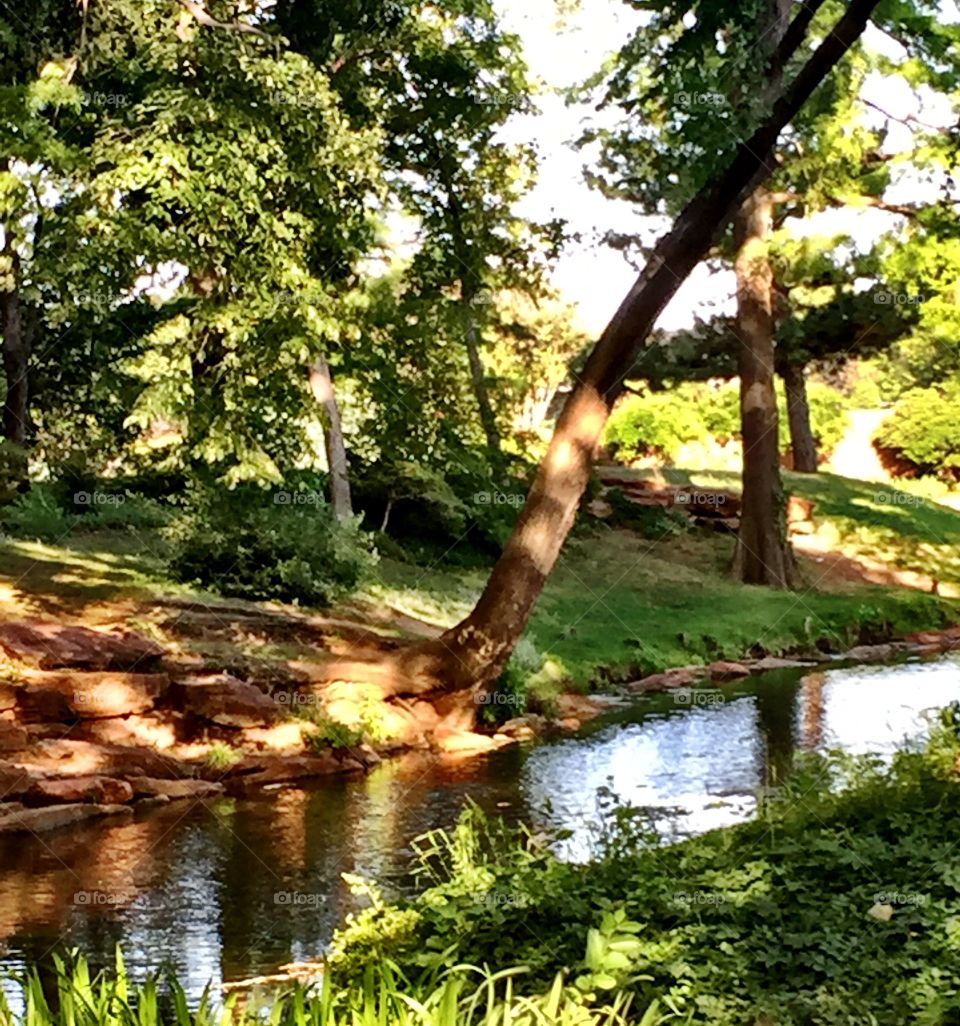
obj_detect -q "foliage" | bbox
[331,712,960,1023]
[203,742,240,772]
[1,486,75,542]
[166,483,378,607]
[875,378,960,481]
[0,948,653,1026]
[603,382,849,465]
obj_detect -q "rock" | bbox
[223,753,354,795]
[0,763,38,797]
[788,521,816,536]
[171,674,282,728]
[126,777,224,800]
[74,714,180,750]
[787,495,815,523]
[556,717,581,732]
[238,722,309,752]
[17,739,190,779]
[433,731,500,755]
[0,622,164,671]
[0,802,133,834]
[27,775,134,806]
[627,666,708,693]
[844,644,897,663]
[345,744,381,769]
[16,670,169,721]
[709,661,751,682]
[0,681,18,712]
[586,499,613,519]
[0,721,28,752]
[750,657,818,673]
[500,715,546,738]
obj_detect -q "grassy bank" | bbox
[328,707,960,1024]
[1,469,958,691]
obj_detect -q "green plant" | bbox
[0,948,651,1026]
[166,483,378,607]
[304,715,364,751]
[875,378,960,480]
[2,486,76,542]
[204,742,240,771]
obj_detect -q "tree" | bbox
[318,0,884,695]
[579,0,954,585]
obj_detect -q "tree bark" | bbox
[731,189,797,587]
[308,355,353,522]
[328,0,881,696]
[780,359,818,472]
[1,228,28,447]
[461,285,504,468]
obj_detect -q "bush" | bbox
[1,485,75,542]
[167,483,378,606]
[875,379,960,481]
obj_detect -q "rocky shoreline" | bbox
[1,618,958,836]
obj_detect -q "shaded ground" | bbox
[1,466,959,688]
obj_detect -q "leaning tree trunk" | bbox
[323,0,881,697]
[309,355,353,522]
[731,189,797,587]
[779,359,818,472]
[1,229,28,447]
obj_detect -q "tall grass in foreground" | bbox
[0,952,660,1026]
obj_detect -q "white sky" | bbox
[494,0,957,337]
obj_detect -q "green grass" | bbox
[3,469,960,687]
[369,524,957,686]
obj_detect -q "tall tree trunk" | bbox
[779,359,818,472]
[0,230,28,447]
[326,0,881,696]
[731,189,797,587]
[461,286,503,470]
[308,355,353,522]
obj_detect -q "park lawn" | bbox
[369,526,958,687]
[1,467,958,687]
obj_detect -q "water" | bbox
[0,654,957,997]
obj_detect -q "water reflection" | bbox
[0,654,957,998]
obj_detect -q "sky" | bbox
[493,0,957,337]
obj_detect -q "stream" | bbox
[0,653,958,998]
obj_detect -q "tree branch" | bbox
[176,0,271,41]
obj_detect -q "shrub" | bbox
[167,483,378,606]
[604,387,708,462]
[1,486,76,541]
[874,379,960,480]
